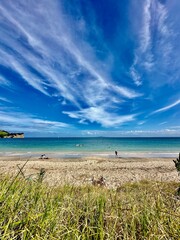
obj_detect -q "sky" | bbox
[0,0,180,137]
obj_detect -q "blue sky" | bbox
[0,0,180,137]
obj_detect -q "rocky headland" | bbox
[0,130,24,138]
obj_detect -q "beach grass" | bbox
[0,176,179,239]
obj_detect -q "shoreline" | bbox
[0,155,179,188]
[0,151,179,158]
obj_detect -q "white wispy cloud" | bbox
[110,84,142,98]
[0,110,71,133]
[130,0,172,85]
[140,0,152,54]
[0,97,11,103]
[63,106,136,127]
[138,121,146,125]
[81,128,180,137]
[130,0,152,86]
[170,126,180,129]
[151,99,180,114]
[159,121,167,125]
[0,0,141,127]
[130,65,142,86]
[0,75,11,87]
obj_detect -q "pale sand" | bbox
[0,156,179,188]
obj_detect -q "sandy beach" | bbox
[0,156,179,188]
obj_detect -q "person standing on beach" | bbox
[115,151,118,157]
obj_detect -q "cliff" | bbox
[0,130,24,138]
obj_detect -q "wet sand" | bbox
[0,156,178,188]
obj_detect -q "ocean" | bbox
[0,137,179,158]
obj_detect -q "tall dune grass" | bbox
[0,176,179,239]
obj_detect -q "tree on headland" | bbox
[0,130,9,138]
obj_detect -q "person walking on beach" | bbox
[115,151,118,157]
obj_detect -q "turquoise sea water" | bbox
[0,137,180,158]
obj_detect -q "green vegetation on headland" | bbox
[0,130,24,138]
[0,130,9,138]
[0,176,179,239]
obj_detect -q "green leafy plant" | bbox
[37,168,46,183]
[173,153,180,174]
[173,153,180,195]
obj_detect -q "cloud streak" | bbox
[81,128,180,137]
[0,75,11,87]
[151,99,180,114]
[0,0,179,135]
[0,97,11,103]
[63,106,136,127]
[0,109,71,133]
[0,0,141,127]
[130,0,173,85]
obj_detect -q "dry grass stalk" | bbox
[92,176,106,186]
